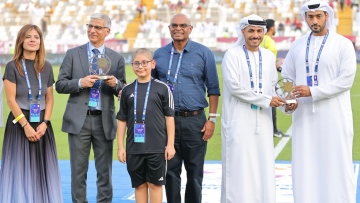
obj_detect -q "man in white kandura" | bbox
[282,1,357,202]
[221,14,291,203]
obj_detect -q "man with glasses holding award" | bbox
[56,13,126,203]
[152,13,220,203]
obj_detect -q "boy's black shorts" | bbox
[126,153,166,188]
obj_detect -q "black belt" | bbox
[175,109,203,117]
[87,110,102,116]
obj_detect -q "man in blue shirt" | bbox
[152,13,220,203]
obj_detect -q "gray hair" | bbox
[132,48,153,60]
[90,13,111,28]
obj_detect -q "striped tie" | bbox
[89,49,101,111]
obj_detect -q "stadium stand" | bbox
[0,0,357,54]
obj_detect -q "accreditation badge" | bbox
[134,123,145,143]
[251,91,262,110]
[30,103,40,122]
[307,76,313,87]
[251,104,258,110]
[88,88,100,108]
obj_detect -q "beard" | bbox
[310,23,326,33]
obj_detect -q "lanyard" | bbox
[167,46,183,84]
[22,60,42,101]
[243,45,263,93]
[134,80,151,123]
[305,30,329,86]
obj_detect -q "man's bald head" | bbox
[170,13,191,25]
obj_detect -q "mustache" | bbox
[250,37,261,40]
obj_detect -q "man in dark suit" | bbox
[56,13,126,203]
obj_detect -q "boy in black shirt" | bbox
[117,48,175,203]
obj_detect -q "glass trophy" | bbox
[275,78,297,104]
[89,54,111,80]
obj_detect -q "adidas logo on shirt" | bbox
[158,177,163,181]
[129,93,134,98]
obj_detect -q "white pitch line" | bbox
[274,125,292,159]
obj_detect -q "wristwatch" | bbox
[43,119,50,126]
[208,117,217,123]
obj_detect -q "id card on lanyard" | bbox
[89,88,100,107]
[87,43,104,109]
[243,45,263,110]
[166,46,183,93]
[133,80,151,143]
[134,123,145,143]
[305,30,329,87]
[22,60,42,122]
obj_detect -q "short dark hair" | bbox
[265,19,275,30]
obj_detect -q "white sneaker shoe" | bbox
[273,132,282,137]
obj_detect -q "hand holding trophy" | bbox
[89,54,111,80]
[275,78,297,104]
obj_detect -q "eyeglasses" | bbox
[169,23,191,29]
[86,24,109,30]
[132,60,153,68]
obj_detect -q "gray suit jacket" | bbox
[55,43,126,140]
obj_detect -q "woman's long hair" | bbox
[12,24,46,77]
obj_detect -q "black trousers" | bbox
[272,107,278,133]
[165,111,207,203]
